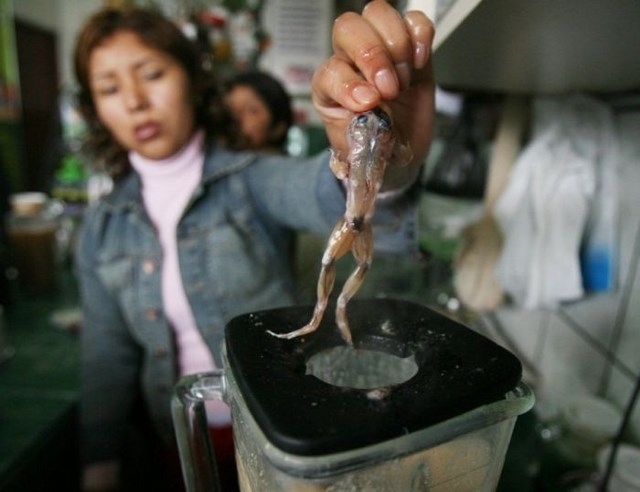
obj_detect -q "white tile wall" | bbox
[478,110,640,444]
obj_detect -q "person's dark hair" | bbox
[226,71,293,150]
[74,6,239,181]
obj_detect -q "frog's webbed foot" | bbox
[267,322,320,340]
[391,136,413,167]
[329,150,349,180]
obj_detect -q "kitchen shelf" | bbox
[432,0,640,94]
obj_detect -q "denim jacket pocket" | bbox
[96,255,133,294]
[95,255,144,322]
[213,206,278,298]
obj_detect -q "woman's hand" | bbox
[312,0,435,190]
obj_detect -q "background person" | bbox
[225,70,293,154]
[225,70,297,265]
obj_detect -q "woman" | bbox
[74,2,434,490]
[225,70,293,153]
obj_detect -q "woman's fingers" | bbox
[311,55,378,154]
[327,1,434,105]
[360,0,415,92]
[312,0,435,166]
[404,10,434,71]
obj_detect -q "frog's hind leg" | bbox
[335,224,373,345]
[268,258,338,340]
[267,220,352,340]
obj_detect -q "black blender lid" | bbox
[224,298,522,457]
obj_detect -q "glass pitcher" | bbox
[6,193,62,295]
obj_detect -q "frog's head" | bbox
[349,107,410,166]
[350,107,393,143]
[352,108,391,132]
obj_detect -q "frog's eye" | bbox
[355,114,369,125]
[373,107,392,131]
[377,115,391,132]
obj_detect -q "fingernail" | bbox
[414,41,427,69]
[374,68,398,96]
[395,62,411,91]
[352,84,378,105]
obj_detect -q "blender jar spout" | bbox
[171,370,226,492]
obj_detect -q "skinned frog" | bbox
[268,107,412,344]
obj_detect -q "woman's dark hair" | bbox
[74,6,238,181]
[226,71,294,150]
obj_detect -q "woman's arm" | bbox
[75,208,142,487]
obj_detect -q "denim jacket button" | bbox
[145,308,158,320]
[154,348,168,358]
[142,259,156,274]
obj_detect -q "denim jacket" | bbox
[75,145,417,463]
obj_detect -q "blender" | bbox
[173,298,534,491]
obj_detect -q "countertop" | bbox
[0,269,81,491]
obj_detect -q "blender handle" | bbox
[171,370,227,492]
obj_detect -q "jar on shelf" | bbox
[6,192,61,296]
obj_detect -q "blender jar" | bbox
[173,299,534,491]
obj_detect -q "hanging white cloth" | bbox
[494,95,617,309]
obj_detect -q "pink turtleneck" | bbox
[129,131,215,376]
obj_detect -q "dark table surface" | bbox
[0,269,81,491]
